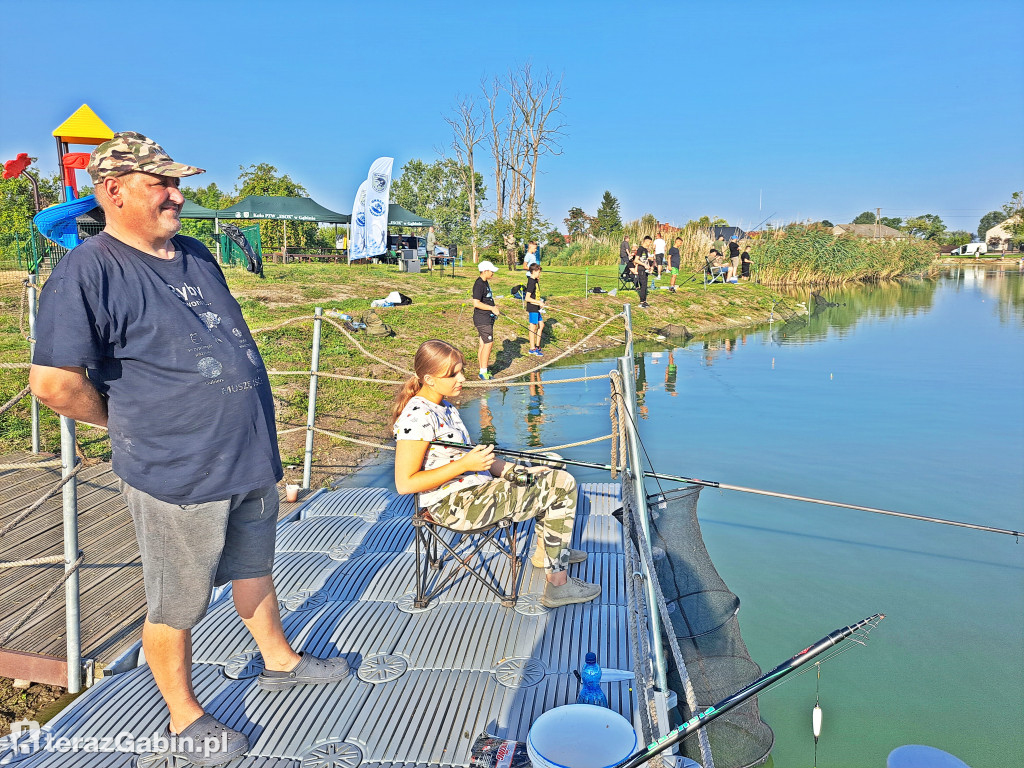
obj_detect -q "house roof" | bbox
[711,226,746,240]
[835,223,904,238]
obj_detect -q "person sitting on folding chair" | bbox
[392,340,600,608]
[706,248,729,283]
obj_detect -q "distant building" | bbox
[985,216,1020,251]
[656,222,681,236]
[711,226,747,241]
[832,223,907,240]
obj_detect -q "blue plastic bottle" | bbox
[577,651,609,707]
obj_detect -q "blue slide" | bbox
[33,194,98,250]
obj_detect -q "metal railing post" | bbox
[27,275,40,453]
[302,307,323,489]
[60,416,81,694]
[617,354,669,694]
[623,303,634,363]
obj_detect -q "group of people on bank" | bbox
[619,231,753,306]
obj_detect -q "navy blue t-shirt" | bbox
[33,232,282,504]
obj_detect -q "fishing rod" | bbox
[430,440,1021,537]
[748,211,777,234]
[610,613,885,768]
[492,310,573,357]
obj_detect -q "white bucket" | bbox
[527,704,637,768]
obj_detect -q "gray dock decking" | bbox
[0,453,313,669]
[1,482,637,768]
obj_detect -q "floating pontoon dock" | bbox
[1,482,649,768]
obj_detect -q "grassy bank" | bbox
[0,262,779,487]
[750,226,937,286]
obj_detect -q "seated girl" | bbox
[393,340,601,608]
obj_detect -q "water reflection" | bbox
[665,351,678,396]
[633,352,649,418]
[944,265,1024,325]
[771,277,942,344]
[525,371,546,446]
[478,391,496,445]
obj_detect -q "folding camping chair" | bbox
[618,263,640,292]
[702,255,728,288]
[411,497,523,608]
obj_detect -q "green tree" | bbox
[564,207,593,240]
[390,158,486,245]
[880,216,903,230]
[944,230,972,247]
[1000,191,1024,243]
[978,210,1004,240]
[820,219,834,228]
[233,163,317,251]
[853,211,876,224]
[903,214,947,240]
[544,227,566,249]
[0,162,62,264]
[593,191,622,237]
[180,182,231,247]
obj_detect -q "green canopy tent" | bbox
[214,195,351,258]
[179,200,221,219]
[216,195,350,223]
[387,204,433,227]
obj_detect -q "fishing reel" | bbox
[510,466,534,488]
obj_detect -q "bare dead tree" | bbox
[445,94,485,263]
[483,77,507,225]
[507,64,566,234]
[479,65,567,269]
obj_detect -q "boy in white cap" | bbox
[472,261,499,379]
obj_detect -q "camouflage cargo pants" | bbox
[429,469,578,572]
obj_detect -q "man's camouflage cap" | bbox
[87,131,205,184]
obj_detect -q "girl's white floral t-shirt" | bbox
[394,395,490,507]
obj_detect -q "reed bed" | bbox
[547,221,715,270]
[751,226,937,286]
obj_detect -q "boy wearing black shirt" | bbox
[472,260,500,379]
[525,263,546,355]
[634,235,652,307]
[668,236,682,291]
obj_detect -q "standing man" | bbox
[653,231,667,278]
[619,234,630,265]
[472,260,499,379]
[668,236,682,291]
[525,262,546,356]
[635,235,653,308]
[523,240,540,269]
[29,133,349,766]
[426,225,436,270]
[728,237,740,279]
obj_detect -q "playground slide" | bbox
[33,194,97,249]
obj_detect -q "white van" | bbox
[950,243,988,256]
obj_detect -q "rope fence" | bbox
[0,462,84,538]
[0,553,84,649]
[1,384,31,415]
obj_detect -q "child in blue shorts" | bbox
[525,263,546,355]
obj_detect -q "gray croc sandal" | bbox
[257,652,350,691]
[163,713,248,766]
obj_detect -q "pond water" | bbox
[342,266,1023,768]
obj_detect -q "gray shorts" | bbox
[121,481,279,630]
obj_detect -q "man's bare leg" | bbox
[233,575,301,672]
[142,619,204,735]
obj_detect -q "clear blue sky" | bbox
[2,0,1022,234]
